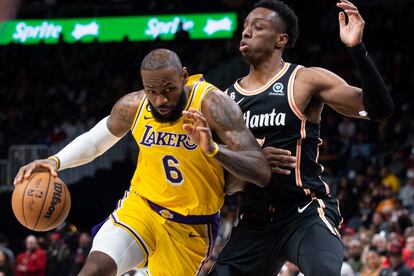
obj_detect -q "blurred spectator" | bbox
[45,233,71,276]
[15,235,47,276]
[341,261,355,276]
[0,235,15,269]
[375,186,397,221]
[380,243,411,276]
[347,239,363,273]
[402,234,414,269]
[68,232,91,276]
[371,233,389,267]
[360,246,383,276]
[381,167,401,193]
[398,168,414,212]
[0,250,13,276]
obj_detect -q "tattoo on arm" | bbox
[109,92,143,136]
[206,92,252,151]
[203,90,270,187]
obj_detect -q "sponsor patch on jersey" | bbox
[270,82,284,96]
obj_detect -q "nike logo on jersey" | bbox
[236,98,245,105]
[144,115,153,120]
[188,232,201,238]
[298,200,313,213]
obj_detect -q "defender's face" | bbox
[141,66,188,121]
[240,8,280,62]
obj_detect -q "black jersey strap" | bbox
[348,43,394,121]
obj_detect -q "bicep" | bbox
[202,90,260,151]
[309,68,366,119]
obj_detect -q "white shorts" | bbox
[90,220,147,276]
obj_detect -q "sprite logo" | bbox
[145,17,194,39]
[13,22,62,43]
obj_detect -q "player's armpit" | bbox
[201,89,271,188]
[298,67,367,119]
[108,91,144,137]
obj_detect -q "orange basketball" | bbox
[11,172,71,232]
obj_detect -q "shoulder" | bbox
[296,66,346,86]
[201,87,244,130]
[115,91,145,109]
[108,90,145,135]
[202,87,234,108]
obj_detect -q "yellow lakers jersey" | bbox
[130,75,225,216]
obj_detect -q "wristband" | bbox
[347,43,367,57]
[205,142,219,158]
[48,156,60,170]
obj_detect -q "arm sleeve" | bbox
[348,43,394,121]
[55,116,123,170]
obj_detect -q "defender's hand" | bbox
[263,147,296,175]
[14,159,58,185]
[182,108,216,154]
[337,0,365,47]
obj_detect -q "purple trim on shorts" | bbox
[147,200,220,225]
[91,217,109,237]
[110,213,150,257]
[196,214,221,275]
[210,214,220,246]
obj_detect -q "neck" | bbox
[247,51,284,85]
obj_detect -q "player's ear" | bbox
[181,67,189,85]
[275,33,289,49]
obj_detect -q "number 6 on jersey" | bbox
[162,155,184,185]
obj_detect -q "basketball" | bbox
[11,172,71,232]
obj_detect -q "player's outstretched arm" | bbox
[183,89,271,188]
[14,92,143,185]
[333,0,393,120]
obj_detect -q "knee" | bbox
[78,252,117,276]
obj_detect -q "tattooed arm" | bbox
[183,89,271,188]
[14,91,143,184]
[107,91,144,136]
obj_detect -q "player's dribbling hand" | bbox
[337,0,365,47]
[182,108,216,154]
[14,159,58,185]
[262,147,296,175]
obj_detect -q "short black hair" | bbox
[140,48,182,73]
[254,0,299,48]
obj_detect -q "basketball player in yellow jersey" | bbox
[14,48,271,276]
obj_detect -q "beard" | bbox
[148,90,188,123]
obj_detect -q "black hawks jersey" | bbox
[227,62,330,203]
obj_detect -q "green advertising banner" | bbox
[0,13,237,45]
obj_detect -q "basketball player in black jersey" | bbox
[210,0,393,275]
